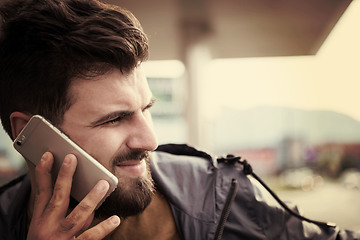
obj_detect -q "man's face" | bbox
[59,65,158,219]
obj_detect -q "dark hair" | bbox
[0,0,148,139]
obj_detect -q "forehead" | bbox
[72,65,143,89]
[65,66,151,118]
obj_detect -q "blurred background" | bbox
[1,0,360,232]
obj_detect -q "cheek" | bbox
[93,132,123,154]
[74,129,126,168]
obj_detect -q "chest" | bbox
[108,192,182,240]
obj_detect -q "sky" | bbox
[200,0,360,121]
[145,0,360,122]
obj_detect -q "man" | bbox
[0,0,359,239]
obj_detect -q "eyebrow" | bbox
[146,97,156,110]
[90,97,156,127]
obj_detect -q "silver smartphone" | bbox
[13,115,118,209]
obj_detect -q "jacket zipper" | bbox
[213,178,239,240]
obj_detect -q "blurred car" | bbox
[341,168,360,190]
[280,167,324,191]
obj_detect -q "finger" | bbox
[81,212,95,232]
[43,154,77,219]
[60,180,109,235]
[77,216,120,240]
[32,152,54,220]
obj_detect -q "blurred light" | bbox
[199,0,360,122]
[143,60,185,78]
[318,0,360,57]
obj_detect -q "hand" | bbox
[27,152,120,240]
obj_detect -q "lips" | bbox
[114,159,147,177]
[116,160,142,166]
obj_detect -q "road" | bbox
[275,181,360,231]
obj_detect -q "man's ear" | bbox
[9,112,31,139]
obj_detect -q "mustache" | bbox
[112,150,150,166]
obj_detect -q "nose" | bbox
[125,111,158,151]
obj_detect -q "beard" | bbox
[95,150,155,220]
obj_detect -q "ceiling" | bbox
[0,0,351,60]
[105,0,352,60]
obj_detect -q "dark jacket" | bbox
[153,144,360,240]
[1,144,359,240]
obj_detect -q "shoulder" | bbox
[153,144,216,175]
[0,174,29,208]
[151,144,218,206]
[152,144,249,188]
[0,174,30,239]
[151,144,260,239]
[151,144,221,239]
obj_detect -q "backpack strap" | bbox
[156,144,213,161]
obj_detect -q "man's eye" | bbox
[101,112,134,126]
[104,117,122,125]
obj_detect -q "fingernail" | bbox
[109,216,120,225]
[41,152,49,162]
[63,155,72,166]
[96,180,108,192]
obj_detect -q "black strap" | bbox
[156,144,213,161]
[218,154,337,229]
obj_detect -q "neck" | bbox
[105,191,180,240]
